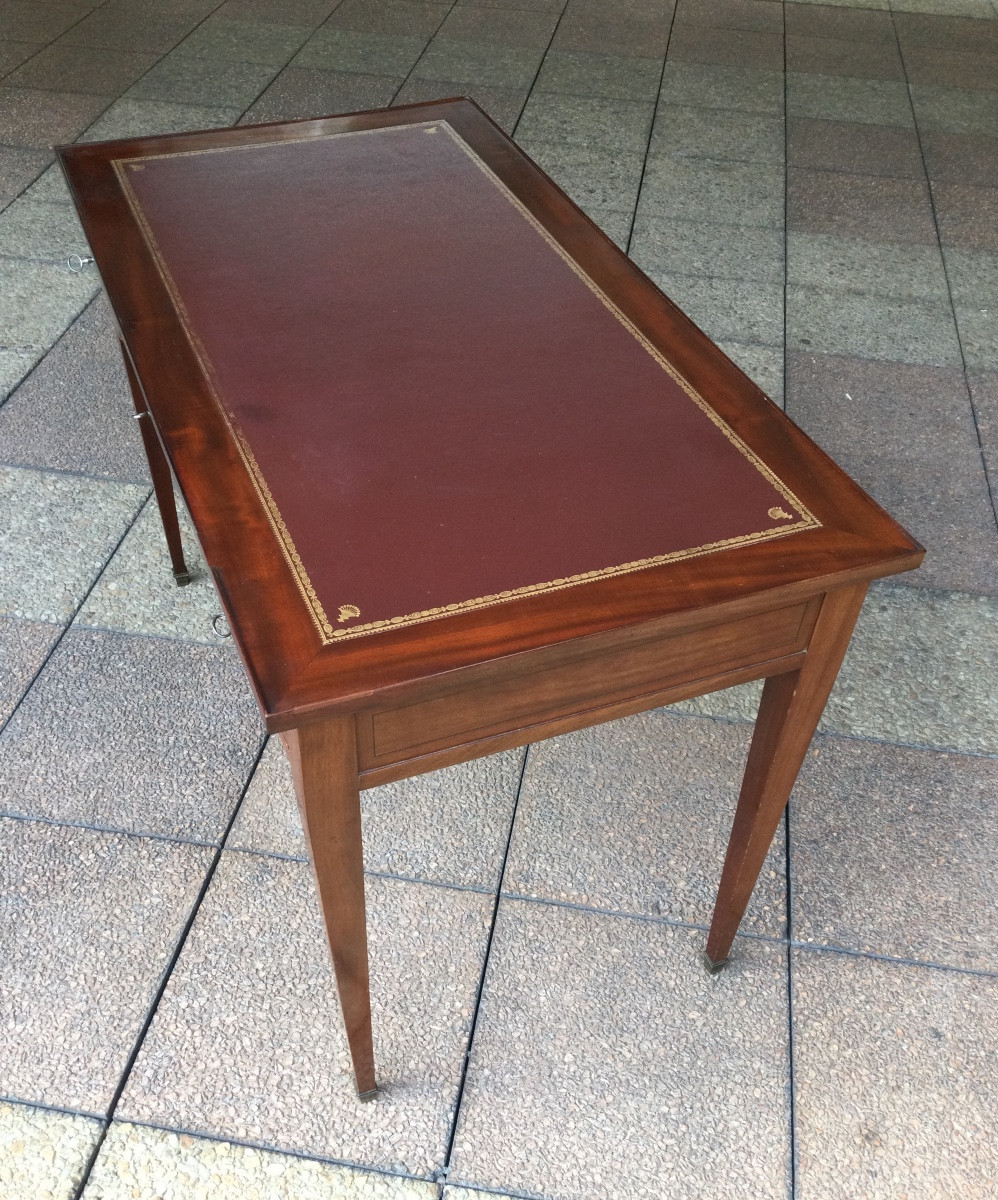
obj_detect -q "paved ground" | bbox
[2,0,997,1197]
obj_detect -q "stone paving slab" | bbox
[0,614,60,727]
[791,733,998,970]
[0,1100,103,1200]
[0,817,212,1113]
[77,493,222,644]
[506,710,786,938]
[230,735,522,890]
[83,1123,437,1200]
[0,465,146,624]
[0,627,263,840]
[449,899,791,1200]
[117,853,492,1177]
[792,948,998,1200]
[673,582,998,756]
[0,258,100,385]
[0,297,150,483]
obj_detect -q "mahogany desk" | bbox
[59,99,922,1100]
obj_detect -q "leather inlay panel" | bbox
[115,121,819,644]
[367,600,812,763]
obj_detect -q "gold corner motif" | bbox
[337,604,361,622]
[768,507,794,521]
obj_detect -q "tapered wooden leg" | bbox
[120,340,192,585]
[704,583,869,971]
[283,717,377,1099]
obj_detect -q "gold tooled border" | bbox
[112,119,821,646]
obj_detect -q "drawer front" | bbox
[364,600,815,766]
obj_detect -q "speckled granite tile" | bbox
[292,28,429,76]
[514,140,645,214]
[649,103,784,164]
[506,711,786,936]
[786,116,924,178]
[578,204,632,250]
[0,627,263,839]
[516,93,654,153]
[968,368,998,489]
[391,79,526,134]
[0,87,110,148]
[791,735,998,970]
[59,7,201,54]
[241,67,402,124]
[793,950,998,1200]
[0,146,51,212]
[6,43,159,96]
[787,286,961,365]
[786,73,913,127]
[329,0,450,40]
[673,582,998,756]
[126,54,279,107]
[534,51,663,101]
[785,3,894,39]
[785,32,904,79]
[921,130,998,187]
[0,1101,102,1200]
[24,162,75,206]
[0,258,100,359]
[788,169,937,244]
[411,41,542,89]
[0,40,42,77]
[787,232,948,300]
[894,10,998,53]
[77,494,224,644]
[0,818,212,1112]
[910,84,998,136]
[80,99,240,142]
[230,735,522,890]
[0,1,97,44]
[0,466,147,624]
[630,216,785,282]
[954,299,998,369]
[0,350,38,401]
[657,63,785,114]
[0,194,87,261]
[0,298,149,482]
[551,12,672,59]
[902,45,998,91]
[84,1124,438,1199]
[668,23,784,71]
[638,156,784,227]
[651,274,784,345]
[717,341,785,405]
[932,181,998,252]
[449,901,790,1200]
[117,854,491,1176]
[435,3,559,49]
[0,615,59,726]
[786,352,998,594]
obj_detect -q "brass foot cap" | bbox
[357,1086,380,1103]
[173,569,194,587]
[702,951,729,975]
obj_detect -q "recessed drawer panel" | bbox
[366,601,814,766]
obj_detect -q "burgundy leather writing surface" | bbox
[116,121,817,643]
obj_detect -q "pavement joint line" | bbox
[0,1093,105,1123]
[96,1113,440,1190]
[69,732,269,1200]
[0,458,152,487]
[436,742,533,1198]
[385,0,465,118]
[220,843,498,896]
[0,807,221,849]
[788,939,998,979]
[508,0,572,143]
[622,0,677,258]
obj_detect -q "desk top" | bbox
[59,100,922,726]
